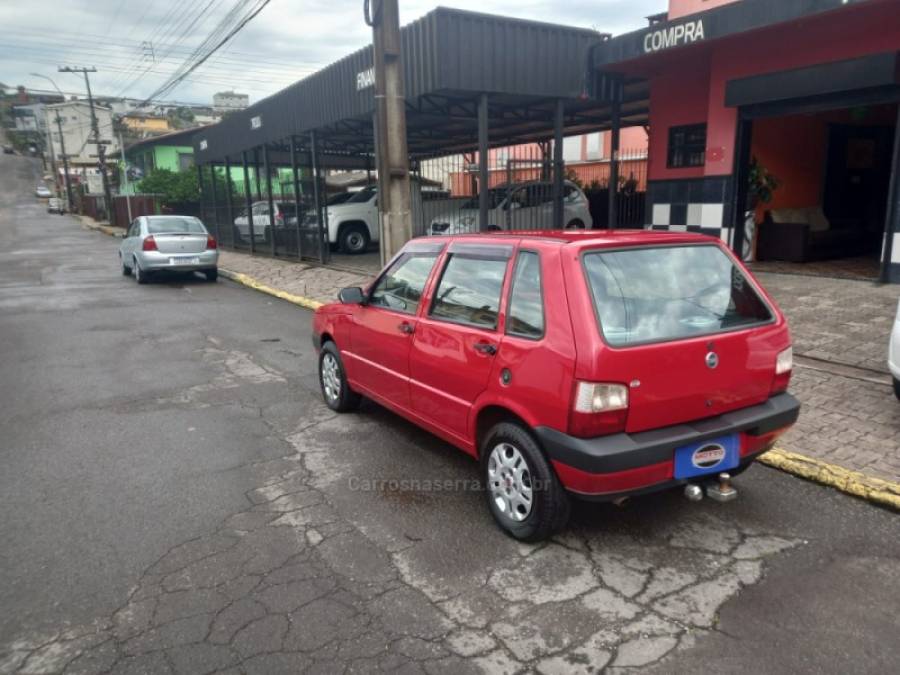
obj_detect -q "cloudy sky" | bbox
[1,0,664,106]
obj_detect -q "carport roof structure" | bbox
[193,7,649,163]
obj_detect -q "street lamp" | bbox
[30,73,74,211]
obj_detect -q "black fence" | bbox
[197,141,648,263]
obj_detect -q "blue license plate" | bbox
[674,434,739,479]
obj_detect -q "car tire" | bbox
[121,257,132,276]
[133,258,148,285]
[319,341,361,412]
[339,224,370,254]
[481,421,570,542]
[205,269,218,282]
[894,377,900,401]
[565,219,585,229]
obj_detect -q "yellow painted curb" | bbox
[760,447,900,511]
[83,221,124,238]
[219,269,323,310]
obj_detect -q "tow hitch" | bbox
[683,472,738,503]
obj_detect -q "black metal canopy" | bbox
[193,7,649,164]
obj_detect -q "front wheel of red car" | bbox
[319,342,361,412]
[482,422,570,542]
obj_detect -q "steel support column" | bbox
[263,144,276,256]
[607,98,621,229]
[290,136,303,259]
[478,93,489,231]
[242,151,255,254]
[224,157,235,246]
[310,130,328,264]
[731,118,754,259]
[196,164,205,225]
[209,164,220,241]
[553,99,565,229]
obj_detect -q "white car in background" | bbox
[233,201,300,244]
[429,180,593,235]
[890,299,900,400]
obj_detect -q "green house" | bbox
[115,128,199,196]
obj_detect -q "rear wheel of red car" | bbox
[482,422,570,542]
[894,377,900,401]
[319,341,361,412]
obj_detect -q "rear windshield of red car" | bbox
[582,244,773,347]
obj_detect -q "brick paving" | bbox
[218,249,900,485]
[218,250,373,305]
[756,271,898,374]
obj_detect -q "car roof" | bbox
[436,229,724,249]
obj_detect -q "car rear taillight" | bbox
[206,235,217,249]
[771,346,793,394]
[568,382,629,438]
[142,236,157,251]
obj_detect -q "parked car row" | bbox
[312,230,800,540]
[428,180,593,235]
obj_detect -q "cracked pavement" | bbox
[2,153,899,674]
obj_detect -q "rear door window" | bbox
[583,244,772,347]
[506,251,544,339]
[430,255,508,329]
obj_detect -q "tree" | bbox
[137,168,198,205]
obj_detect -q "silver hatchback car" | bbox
[119,215,218,284]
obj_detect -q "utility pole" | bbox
[55,114,74,211]
[366,0,412,265]
[59,66,115,225]
[118,129,133,222]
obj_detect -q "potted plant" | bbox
[743,157,779,261]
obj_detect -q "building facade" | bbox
[121,114,171,137]
[593,0,900,281]
[213,91,249,112]
[115,128,197,195]
[43,101,119,166]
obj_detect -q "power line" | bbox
[141,0,273,104]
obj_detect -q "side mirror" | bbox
[338,287,366,304]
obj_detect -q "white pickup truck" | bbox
[311,183,425,254]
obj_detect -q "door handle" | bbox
[398,322,415,334]
[473,341,497,355]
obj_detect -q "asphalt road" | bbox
[1,152,898,674]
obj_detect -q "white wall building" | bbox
[213,91,249,112]
[43,101,119,166]
[12,103,48,133]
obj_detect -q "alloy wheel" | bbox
[487,442,533,522]
[321,352,341,402]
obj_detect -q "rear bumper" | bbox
[136,250,218,272]
[535,393,800,500]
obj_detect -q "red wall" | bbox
[750,104,897,216]
[639,0,900,181]
[668,0,740,20]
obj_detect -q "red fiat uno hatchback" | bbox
[312,231,800,541]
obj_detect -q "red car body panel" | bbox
[312,230,798,499]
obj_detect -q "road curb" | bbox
[761,447,900,511]
[81,218,123,238]
[219,269,323,310]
